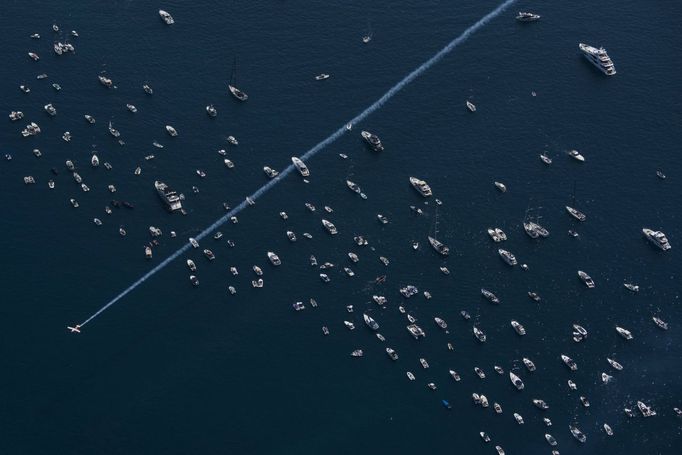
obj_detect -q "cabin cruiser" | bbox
[474,367,486,379]
[568,149,585,162]
[652,316,668,330]
[481,288,500,303]
[386,348,398,361]
[569,425,586,443]
[616,326,633,340]
[533,399,549,410]
[516,12,541,21]
[566,206,586,221]
[44,103,57,116]
[155,181,183,211]
[165,125,178,136]
[524,221,550,238]
[511,320,526,335]
[263,166,278,178]
[607,358,623,370]
[487,228,507,242]
[579,43,616,76]
[321,219,337,235]
[407,324,426,339]
[523,358,536,372]
[189,238,199,248]
[498,248,517,266]
[624,282,640,292]
[360,131,383,151]
[409,177,432,197]
[578,270,595,288]
[494,181,506,192]
[99,75,113,87]
[561,354,577,371]
[466,100,476,112]
[434,317,447,330]
[540,153,552,164]
[642,228,671,251]
[291,156,309,176]
[473,326,487,343]
[206,104,217,117]
[637,401,656,417]
[267,251,281,266]
[314,73,330,80]
[514,413,524,424]
[348,252,359,263]
[159,9,175,24]
[568,380,577,390]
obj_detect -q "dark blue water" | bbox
[2,1,681,453]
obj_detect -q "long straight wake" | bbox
[77,0,518,328]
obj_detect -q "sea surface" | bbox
[1,1,681,454]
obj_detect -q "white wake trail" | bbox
[77,0,518,328]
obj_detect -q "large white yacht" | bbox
[579,43,616,76]
[642,228,671,251]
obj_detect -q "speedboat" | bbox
[406,371,415,381]
[189,238,199,248]
[386,348,398,361]
[166,125,178,136]
[466,100,476,112]
[84,114,95,124]
[449,370,460,381]
[569,425,586,443]
[561,354,578,371]
[578,270,595,288]
[642,228,671,251]
[569,149,585,162]
[28,52,39,61]
[407,324,426,339]
[514,413,524,424]
[321,219,338,235]
[314,73,330,80]
[523,358,536,372]
[494,181,507,192]
[186,259,196,272]
[528,291,541,301]
[473,327,487,343]
[480,432,490,443]
[126,104,137,113]
[360,131,383,151]
[616,326,633,340]
[568,380,577,390]
[545,434,557,447]
[474,367,486,379]
[203,249,215,261]
[434,317,447,330]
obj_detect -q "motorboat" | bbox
[487,228,507,242]
[523,358,536,372]
[601,373,613,384]
[528,291,541,301]
[291,156,309,176]
[498,248,517,266]
[159,9,175,24]
[386,348,398,361]
[44,103,57,116]
[263,166,279,178]
[514,413,524,424]
[642,228,671,251]
[165,125,178,136]
[516,12,541,21]
[561,354,578,371]
[434,317,447,330]
[493,403,502,414]
[607,358,623,371]
[314,73,330,80]
[98,75,113,87]
[580,396,590,407]
[286,231,297,242]
[579,43,616,76]
[473,326,487,343]
[545,434,557,447]
[428,236,449,256]
[267,251,281,266]
[540,153,552,164]
[578,270,595,288]
[652,316,668,330]
[511,320,526,335]
[449,370,460,381]
[624,282,640,292]
[189,275,199,286]
[407,324,426,339]
[480,432,490,443]
[474,367,486,379]
[568,149,585,162]
[28,52,40,61]
[206,104,217,117]
[604,423,613,436]
[533,399,549,410]
[361,131,383,151]
[481,288,500,303]
[466,100,476,112]
[524,221,550,238]
[569,425,586,443]
[143,84,153,95]
[568,380,577,390]
[409,177,432,197]
[348,252,359,263]
[494,181,507,192]
[321,219,338,235]
[203,249,215,260]
[566,206,586,221]
[363,314,379,330]
[126,104,137,113]
[637,401,656,417]
[616,326,633,340]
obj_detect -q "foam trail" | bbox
[77,0,517,328]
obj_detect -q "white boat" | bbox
[159,9,175,25]
[569,149,585,161]
[267,251,281,266]
[578,270,595,288]
[321,219,337,235]
[466,100,476,112]
[165,125,178,136]
[579,43,616,76]
[516,12,541,21]
[409,177,432,197]
[315,73,330,80]
[642,228,671,251]
[291,156,309,177]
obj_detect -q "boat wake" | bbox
[76,0,519,329]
